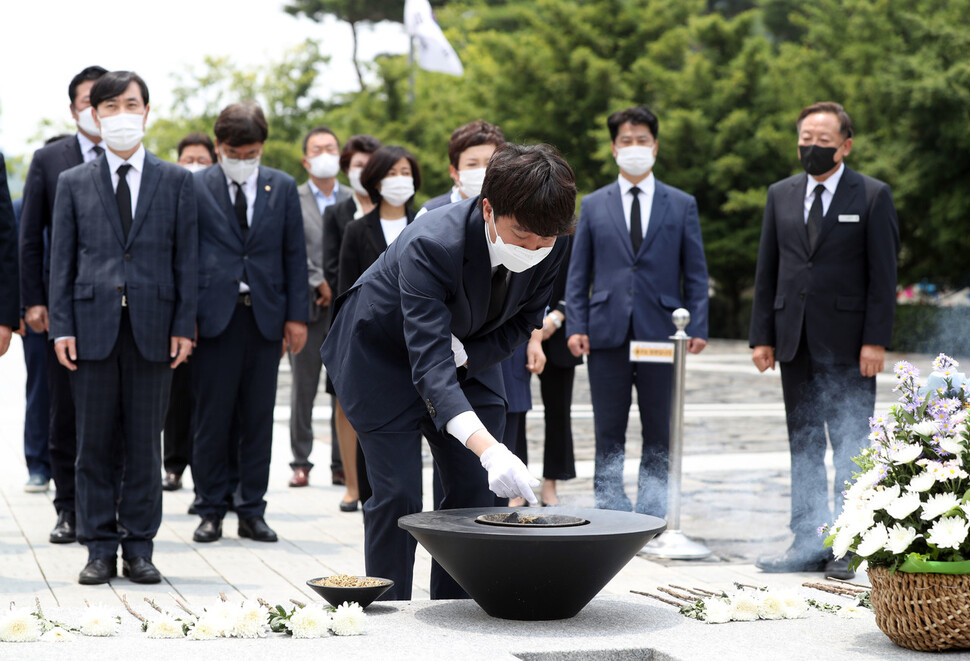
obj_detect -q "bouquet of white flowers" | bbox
[824,354,970,573]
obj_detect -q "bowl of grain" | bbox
[306,574,394,609]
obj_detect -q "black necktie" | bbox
[92,145,104,158]
[807,183,825,249]
[630,186,643,253]
[233,182,249,239]
[116,164,132,239]
[486,265,509,324]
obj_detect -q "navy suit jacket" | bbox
[19,135,82,309]
[49,150,198,362]
[195,164,309,341]
[748,166,899,364]
[321,198,566,434]
[566,178,709,347]
[0,154,18,326]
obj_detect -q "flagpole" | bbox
[408,35,416,106]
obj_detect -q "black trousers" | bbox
[780,335,874,546]
[73,312,170,561]
[163,362,192,476]
[46,338,77,515]
[191,304,279,520]
[356,378,505,601]
[536,362,577,480]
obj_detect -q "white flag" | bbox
[404,0,464,76]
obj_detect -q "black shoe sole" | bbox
[50,533,77,544]
[123,566,161,584]
[238,527,277,542]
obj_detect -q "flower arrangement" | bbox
[679,584,809,623]
[824,354,970,572]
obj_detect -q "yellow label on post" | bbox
[629,341,675,363]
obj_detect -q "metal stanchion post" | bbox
[640,308,711,559]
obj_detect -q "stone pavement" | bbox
[0,338,965,659]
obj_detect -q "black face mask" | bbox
[798,144,839,176]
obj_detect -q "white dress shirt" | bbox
[77,132,103,163]
[618,172,655,240]
[803,162,844,223]
[104,144,146,218]
[379,215,408,246]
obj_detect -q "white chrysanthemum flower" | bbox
[0,609,41,642]
[729,594,760,622]
[145,615,184,639]
[938,436,966,457]
[832,527,856,559]
[854,467,884,490]
[907,471,937,493]
[885,523,921,554]
[329,602,366,636]
[835,500,877,537]
[40,627,76,642]
[889,443,923,465]
[867,484,901,509]
[920,492,961,520]
[289,605,331,638]
[777,591,809,619]
[884,491,922,520]
[926,516,970,549]
[201,602,236,636]
[856,522,889,557]
[912,420,940,437]
[80,604,118,637]
[702,598,733,624]
[756,593,784,620]
[838,605,870,619]
[939,460,970,480]
[232,600,266,639]
[188,616,219,641]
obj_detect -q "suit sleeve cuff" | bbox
[445,411,486,446]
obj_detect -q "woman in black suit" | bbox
[323,135,381,511]
[335,145,421,510]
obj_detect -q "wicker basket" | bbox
[868,566,970,651]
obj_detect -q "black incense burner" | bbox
[399,507,665,620]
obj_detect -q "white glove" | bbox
[479,443,539,504]
[451,333,468,368]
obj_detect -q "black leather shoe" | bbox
[123,557,161,584]
[238,516,278,542]
[50,511,77,544]
[193,516,223,543]
[162,471,182,491]
[825,554,856,580]
[339,499,359,512]
[756,545,828,573]
[79,558,116,585]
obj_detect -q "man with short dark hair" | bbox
[191,102,309,545]
[287,125,350,488]
[417,120,506,217]
[566,105,709,518]
[322,143,576,600]
[49,71,198,585]
[176,133,217,172]
[19,65,107,539]
[749,101,899,579]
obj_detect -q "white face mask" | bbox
[76,106,100,137]
[485,212,553,273]
[379,175,414,206]
[98,112,145,151]
[220,149,260,184]
[615,145,655,177]
[348,168,367,196]
[307,153,340,179]
[181,162,208,174]
[458,167,487,199]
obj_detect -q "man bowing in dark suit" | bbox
[19,65,107,544]
[749,102,899,579]
[49,71,198,585]
[566,105,709,517]
[322,144,576,600]
[191,103,308,545]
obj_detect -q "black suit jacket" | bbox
[19,135,83,308]
[749,166,899,364]
[0,153,18,326]
[542,234,582,368]
[337,206,416,296]
[322,196,358,294]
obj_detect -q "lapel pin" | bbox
[265,185,271,192]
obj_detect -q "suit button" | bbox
[807,262,813,269]
[124,253,131,261]
[116,285,123,292]
[234,279,240,284]
[799,292,806,299]
[425,399,436,418]
[243,255,249,260]
[632,265,637,271]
